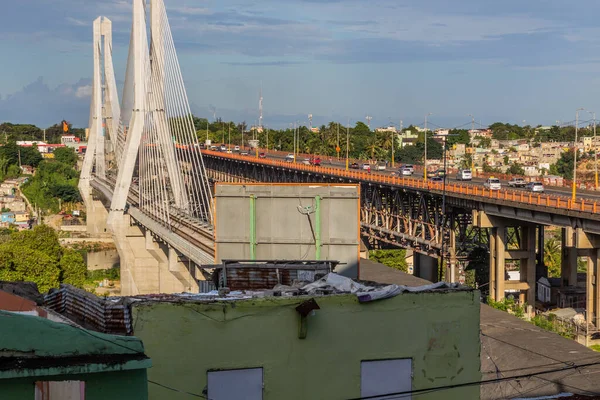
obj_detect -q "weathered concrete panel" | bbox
[215,183,360,278]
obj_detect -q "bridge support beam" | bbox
[111,213,197,295]
[474,211,540,304]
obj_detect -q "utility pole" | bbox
[293,122,297,163]
[337,123,340,161]
[366,116,372,130]
[17,149,21,168]
[266,127,269,152]
[346,119,350,170]
[206,119,209,144]
[424,113,432,182]
[43,129,46,142]
[468,114,475,173]
[241,124,244,149]
[228,124,231,151]
[573,108,584,202]
[590,111,598,189]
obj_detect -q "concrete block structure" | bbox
[130,282,480,399]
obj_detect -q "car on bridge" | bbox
[219,145,227,151]
[526,182,544,193]
[484,177,502,191]
[259,152,266,158]
[362,163,371,171]
[508,177,526,188]
[240,150,249,156]
[309,157,321,166]
[400,167,412,176]
[375,163,386,171]
[350,162,360,169]
[285,153,294,162]
[430,176,443,183]
[234,146,240,151]
[401,164,414,173]
[456,169,472,181]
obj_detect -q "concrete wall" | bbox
[85,249,120,270]
[132,290,481,400]
[215,184,360,278]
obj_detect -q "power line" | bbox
[149,380,208,399]
[344,359,600,400]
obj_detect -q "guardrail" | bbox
[202,150,600,216]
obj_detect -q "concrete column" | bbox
[561,227,578,287]
[448,229,457,283]
[85,199,109,236]
[519,225,537,305]
[536,225,546,282]
[489,227,497,299]
[495,226,506,301]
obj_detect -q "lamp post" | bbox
[590,111,598,189]
[424,113,432,181]
[468,114,475,173]
[346,119,350,170]
[434,133,457,282]
[573,108,585,202]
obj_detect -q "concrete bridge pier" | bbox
[563,229,600,328]
[108,212,197,295]
[474,211,539,305]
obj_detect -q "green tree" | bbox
[53,147,77,166]
[549,150,575,179]
[544,236,561,277]
[0,242,61,293]
[59,249,87,288]
[369,249,408,272]
[11,225,63,262]
[465,246,490,296]
[507,163,525,175]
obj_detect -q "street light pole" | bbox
[424,113,432,181]
[573,108,585,202]
[468,114,475,173]
[590,111,598,189]
[346,119,350,170]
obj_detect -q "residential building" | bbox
[1,212,15,225]
[0,282,151,400]
[375,126,397,133]
[358,260,600,399]
[47,267,481,400]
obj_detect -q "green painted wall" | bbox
[133,290,481,400]
[0,370,148,400]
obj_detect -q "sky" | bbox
[2,0,600,129]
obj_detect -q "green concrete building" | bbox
[132,285,480,399]
[0,310,151,400]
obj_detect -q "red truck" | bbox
[309,157,321,166]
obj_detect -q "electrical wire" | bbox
[148,380,208,398]
[344,359,600,400]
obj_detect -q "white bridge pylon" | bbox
[84,0,214,230]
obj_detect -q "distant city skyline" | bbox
[2,0,600,129]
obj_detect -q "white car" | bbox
[400,168,412,176]
[403,164,414,173]
[375,163,386,171]
[234,146,240,151]
[362,163,371,171]
[484,177,501,191]
[285,153,294,162]
[302,158,310,165]
[527,182,544,193]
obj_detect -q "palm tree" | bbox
[544,236,561,277]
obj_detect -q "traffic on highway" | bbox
[202,145,600,202]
